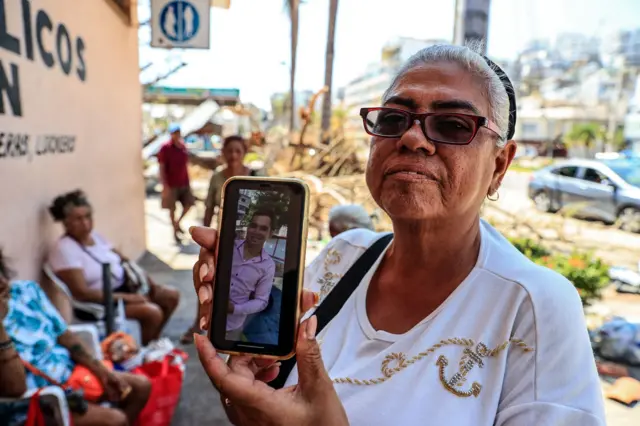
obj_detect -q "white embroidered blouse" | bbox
[285,220,605,425]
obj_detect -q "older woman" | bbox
[48,190,180,345]
[189,44,605,425]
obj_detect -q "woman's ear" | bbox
[491,140,517,190]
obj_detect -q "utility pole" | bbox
[453,0,491,54]
[320,0,339,145]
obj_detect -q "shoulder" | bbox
[329,228,386,251]
[477,220,581,318]
[317,228,386,265]
[51,235,79,254]
[478,222,602,416]
[304,229,389,292]
[92,231,110,246]
[157,142,172,157]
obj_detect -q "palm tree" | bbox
[563,122,604,158]
[285,0,300,140]
[319,0,339,145]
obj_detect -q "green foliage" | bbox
[509,237,551,259]
[509,237,609,306]
[563,122,604,148]
[242,190,291,231]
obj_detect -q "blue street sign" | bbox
[159,0,200,43]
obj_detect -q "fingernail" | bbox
[274,362,282,367]
[306,315,317,340]
[313,292,320,306]
[193,333,201,346]
[199,263,209,281]
[189,226,196,234]
[200,317,207,331]
[198,286,211,304]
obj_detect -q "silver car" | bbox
[528,159,640,232]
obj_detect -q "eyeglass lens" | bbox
[364,109,477,144]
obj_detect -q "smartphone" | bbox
[209,176,310,359]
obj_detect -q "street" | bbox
[496,171,640,267]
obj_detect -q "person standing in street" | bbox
[189,135,262,228]
[157,124,195,244]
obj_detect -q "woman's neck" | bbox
[69,232,94,246]
[385,214,482,290]
[226,164,246,177]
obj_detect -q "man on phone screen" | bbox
[157,124,195,243]
[226,210,276,340]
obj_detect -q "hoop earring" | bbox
[487,191,500,202]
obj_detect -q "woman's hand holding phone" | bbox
[190,225,318,355]
[190,226,347,426]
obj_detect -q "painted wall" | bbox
[0,0,144,279]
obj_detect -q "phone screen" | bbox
[210,178,308,357]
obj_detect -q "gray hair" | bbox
[329,204,375,232]
[382,41,510,147]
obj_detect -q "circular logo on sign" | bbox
[159,0,200,43]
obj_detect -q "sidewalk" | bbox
[140,195,231,425]
[140,194,640,425]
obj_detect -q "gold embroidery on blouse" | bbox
[317,248,344,298]
[324,248,342,267]
[331,337,534,393]
[437,343,489,397]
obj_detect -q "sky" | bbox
[139,0,640,110]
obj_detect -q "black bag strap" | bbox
[271,233,394,389]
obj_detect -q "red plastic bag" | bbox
[25,389,45,426]
[133,351,187,426]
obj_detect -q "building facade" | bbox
[601,28,640,67]
[624,76,640,152]
[0,0,144,278]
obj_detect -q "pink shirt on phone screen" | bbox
[226,239,276,332]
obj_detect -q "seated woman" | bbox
[0,249,150,426]
[47,190,180,345]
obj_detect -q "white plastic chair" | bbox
[0,386,71,426]
[43,264,142,345]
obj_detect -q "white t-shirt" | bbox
[286,220,605,425]
[48,232,125,291]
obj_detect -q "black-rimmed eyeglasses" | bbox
[360,107,502,145]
